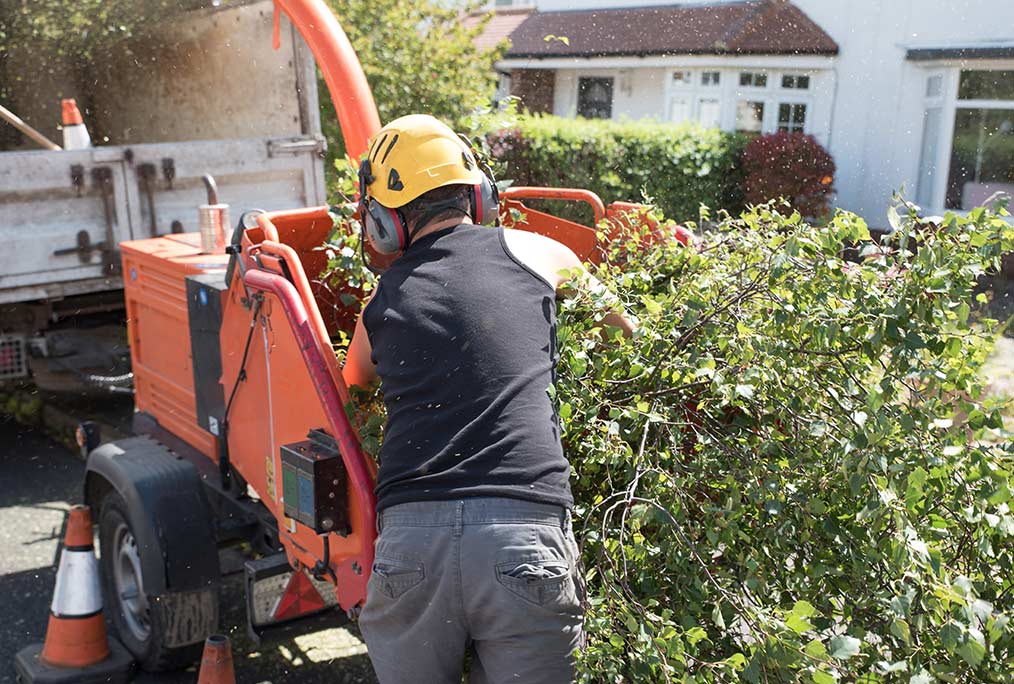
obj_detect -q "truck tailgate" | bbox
[0,135,325,305]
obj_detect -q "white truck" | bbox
[0,0,328,392]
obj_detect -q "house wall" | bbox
[791,0,1014,222]
[526,0,1014,224]
[554,68,668,121]
[515,55,836,146]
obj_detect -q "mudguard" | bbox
[84,436,220,595]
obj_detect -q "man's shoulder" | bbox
[502,227,582,288]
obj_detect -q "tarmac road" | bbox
[0,416,378,684]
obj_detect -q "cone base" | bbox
[14,637,134,684]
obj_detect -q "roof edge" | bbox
[505,46,840,60]
[907,46,1014,61]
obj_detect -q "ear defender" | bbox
[474,170,499,227]
[461,145,499,227]
[359,158,410,254]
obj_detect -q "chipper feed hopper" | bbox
[79,0,677,670]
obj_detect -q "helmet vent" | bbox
[380,134,400,164]
[387,168,404,191]
[370,134,388,162]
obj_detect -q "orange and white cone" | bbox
[60,99,91,150]
[197,634,236,684]
[14,505,134,684]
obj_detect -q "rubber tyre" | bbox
[98,492,214,671]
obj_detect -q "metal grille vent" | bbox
[0,335,28,380]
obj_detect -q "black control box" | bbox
[185,273,228,438]
[280,430,350,535]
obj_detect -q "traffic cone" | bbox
[14,505,134,684]
[60,99,91,150]
[197,634,236,684]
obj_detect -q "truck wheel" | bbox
[98,492,214,671]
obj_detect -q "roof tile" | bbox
[503,0,838,59]
[465,7,535,53]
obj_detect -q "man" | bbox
[343,114,633,684]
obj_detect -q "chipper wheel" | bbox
[98,492,218,671]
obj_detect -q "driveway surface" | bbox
[0,416,377,684]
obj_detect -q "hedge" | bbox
[487,115,747,223]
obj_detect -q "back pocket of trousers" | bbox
[496,558,573,606]
[372,557,425,600]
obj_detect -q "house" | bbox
[480,0,1014,225]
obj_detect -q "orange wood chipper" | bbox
[78,0,686,672]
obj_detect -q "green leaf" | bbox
[988,483,1011,505]
[813,670,837,684]
[956,632,986,668]
[890,618,911,645]
[786,613,814,634]
[685,626,707,645]
[829,635,861,660]
[804,639,828,660]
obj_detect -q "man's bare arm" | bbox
[343,293,380,391]
[504,228,635,338]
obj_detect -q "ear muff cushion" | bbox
[475,173,498,226]
[390,207,409,250]
[364,200,407,254]
[472,183,483,225]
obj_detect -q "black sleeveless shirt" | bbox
[362,224,573,512]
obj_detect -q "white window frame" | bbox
[665,68,725,125]
[779,73,812,91]
[776,101,809,133]
[738,70,770,90]
[919,62,1014,214]
[661,67,819,135]
[701,70,722,87]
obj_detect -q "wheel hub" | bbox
[112,523,151,643]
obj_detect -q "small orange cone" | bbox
[197,634,236,684]
[60,98,91,150]
[14,505,134,683]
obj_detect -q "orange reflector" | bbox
[273,571,326,621]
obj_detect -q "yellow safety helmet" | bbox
[362,114,480,208]
[358,115,499,254]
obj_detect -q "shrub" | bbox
[488,115,747,222]
[742,132,835,218]
[557,201,1013,681]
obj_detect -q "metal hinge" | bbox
[267,137,326,158]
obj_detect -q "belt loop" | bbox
[454,500,464,537]
[376,510,384,535]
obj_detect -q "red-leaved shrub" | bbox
[742,132,835,218]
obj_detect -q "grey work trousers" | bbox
[358,497,585,684]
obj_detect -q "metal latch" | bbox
[267,137,326,157]
[53,230,105,263]
[138,163,159,237]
